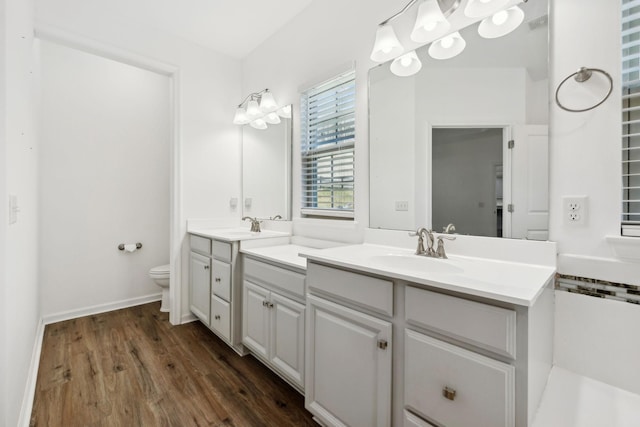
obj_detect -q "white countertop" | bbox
[188,227,290,242]
[241,244,311,270]
[301,243,556,306]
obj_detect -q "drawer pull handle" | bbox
[377,339,388,350]
[442,386,456,401]
[204,265,209,270]
[267,302,274,308]
[262,301,274,308]
[214,315,221,320]
[215,277,221,282]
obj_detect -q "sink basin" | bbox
[369,254,464,275]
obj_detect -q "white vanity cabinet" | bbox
[304,259,553,427]
[189,234,243,353]
[305,262,393,427]
[189,236,212,325]
[242,256,307,390]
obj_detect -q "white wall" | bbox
[245,0,640,394]
[2,0,40,425]
[39,40,170,317]
[35,6,243,321]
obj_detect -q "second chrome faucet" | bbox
[410,227,456,259]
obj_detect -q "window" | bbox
[622,0,640,236]
[300,71,356,218]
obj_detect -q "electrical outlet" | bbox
[563,196,588,225]
[395,201,409,211]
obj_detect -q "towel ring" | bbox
[555,67,613,113]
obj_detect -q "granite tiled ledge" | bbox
[556,273,640,305]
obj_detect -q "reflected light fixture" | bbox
[478,5,525,38]
[233,89,287,129]
[369,0,527,77]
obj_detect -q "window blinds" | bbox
[622,0,640,235]
[300,71,356,217]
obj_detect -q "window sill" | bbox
[605,235,640,261]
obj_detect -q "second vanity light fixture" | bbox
[232,89,292,130]
[371,0,526,77]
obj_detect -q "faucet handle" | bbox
[438,235,456,241]
[435,235,455,259]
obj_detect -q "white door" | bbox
[270,292,305,388]
[306,295,392,427]
[242,281,270,358]
[189,252,210,325]
[510,125,549,240]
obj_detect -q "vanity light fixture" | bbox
[390,51,423,76]
[428,31,466,59]
[477,5,525,38]
[232,89,287,129]
[464,0,509,18]
[370,0,527,77]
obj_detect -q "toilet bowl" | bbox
[149,264,170,312]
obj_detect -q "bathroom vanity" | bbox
[187,228,290,354]
[302,241,556,427]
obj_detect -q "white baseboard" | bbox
[42,293,162,325]
[18,319,45,427]
[181,312,198,324]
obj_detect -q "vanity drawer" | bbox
[212,259,231,302]
[190,234,211,256]
[244,257,305,299]
[405,286,516,358]
[306,262,393,317]
[210,295,231,342]
[404,329,515,427]
[212,240,232,262]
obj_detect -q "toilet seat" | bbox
[149,264,170,278]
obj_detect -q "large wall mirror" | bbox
[369,1,549,240]
[242,108,292,220]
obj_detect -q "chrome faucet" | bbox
[410,227,455,259]
[242,216,262,232]
[443,223,456,234]
[270,215,282,220]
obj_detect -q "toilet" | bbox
[149,264,170,312]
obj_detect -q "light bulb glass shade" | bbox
[464,0,509,18]
[370,24,404,62]
[233,106,250,125]
[259,90,278,113]
[264,112,281,124]
[249,118,267,130]
[428,32,466,60]
[246,99,260,119]
[411,0,451,43]
[390,51,422,77]
[277,105,292,118]
[478,6,525,38]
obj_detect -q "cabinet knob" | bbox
[377,339,388,350]
[204,265,209,270]
[214,314,221,320]
[215,277,221,282]
[442,386,456,401]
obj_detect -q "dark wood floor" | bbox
[30,302,316,427]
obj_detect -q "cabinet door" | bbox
[189,252,211,325]
[404,329,515,427]
[242,281,270,359]
[270,292,305,388]
[211,258,231,302]
[306,295,392,427]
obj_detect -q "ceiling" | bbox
[35,0,315,59]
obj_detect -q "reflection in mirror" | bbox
[242,108,292,220]
[369,1,549,239]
